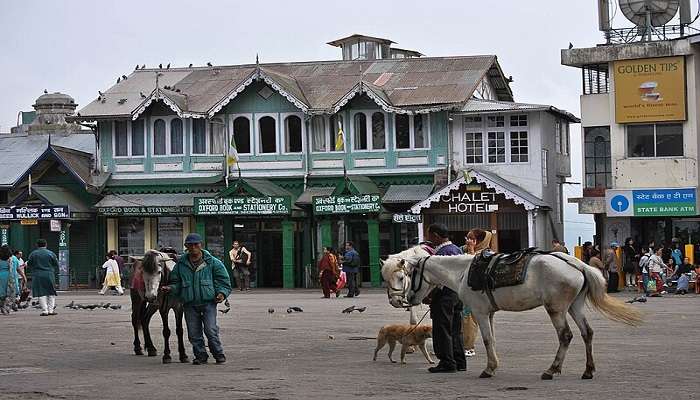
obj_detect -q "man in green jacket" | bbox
[162,233,231,365]
[27,239,59,316]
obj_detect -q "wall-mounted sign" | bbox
[97,206,192,216]
[50,220,61,232]
[20,219,38,225]
[606,188,696,217]
[0,225,8,246]
[614,56,686,123]
[313,195,381,215]
[392,213,422,224]
[194,196,291,216]
[440,190,498,213]
[0,206,70,220]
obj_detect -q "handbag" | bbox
[646,279,657,292]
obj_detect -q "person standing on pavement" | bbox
[604,243,620,293]
[98,253,124,295]
[0,245,18,314]
[27,239,59,316]
[648,248,666,295]
[162,233,231,365]
[318,247,339,298]
[622,238,638,288]
[461,228,492,358]
[341,241,361,298]
[426,223,466,373]
[229,241,252,291]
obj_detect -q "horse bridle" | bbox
[386,256,432,307]
[410,256,431,295]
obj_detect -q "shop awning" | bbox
[382,184,434,204]
[31,185,93,213]
[295,187,335,205]
[332,176,381,195]
[410,168,548,213]
[218,178,294,198]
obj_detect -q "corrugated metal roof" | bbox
[77,55,513,119]
[459,99,580,123]
[243,178,294,197]
[95,192,215,208]
[295,186,335,205]
[0,133,94,187]
[32,185,92,213]
[382,184,434,204]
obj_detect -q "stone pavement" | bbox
[0,289,697,400]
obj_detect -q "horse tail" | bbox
[580,262,642,326]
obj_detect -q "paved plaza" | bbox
[0,289,697,400]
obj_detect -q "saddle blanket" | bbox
[467,249,536,292]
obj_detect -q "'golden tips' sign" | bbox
[614,56,686,123]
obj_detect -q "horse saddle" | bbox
[467,248,538,292]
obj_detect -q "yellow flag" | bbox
[334,121,344,151]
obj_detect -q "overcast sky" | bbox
[0,0,608,245]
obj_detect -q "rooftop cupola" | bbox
[327,34,424,60]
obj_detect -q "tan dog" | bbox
[373,324,434,364]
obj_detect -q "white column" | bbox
[417,221,424,243]
[527,210,536,248]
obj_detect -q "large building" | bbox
[562,1,700,252]
[63,34,576,288]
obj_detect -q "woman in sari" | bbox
[318,247,340,298]
[0,245,18,314]
[460,228,493,357]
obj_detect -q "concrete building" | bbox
[562,3,700,251]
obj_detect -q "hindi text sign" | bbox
[194,196,291,216]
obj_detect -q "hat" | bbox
[184,233,203,245]
[610,242,619,248]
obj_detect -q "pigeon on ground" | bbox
[31,300,39,306]
[219,308,231,314]
[286,308,293,313]
[626,296,648,303]
[356,306,367,313]
[109,304,122,310]
[102,303,111,309]
[268,308,274,314]
[64,301,75,308]
[342,305,356,314]
[86,304,98,310]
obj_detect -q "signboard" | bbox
[97,206,192,216]
[392,213,422,224]
[20,219,38,225]
[313,194,381,215]
[440,189,498,213]
[58,228,69,290]
[0,206,70,220]
[0,225,8,246]
[606,188,696,217]
[50,220,61,232]
[614,56,686,123]
[194,196,291,216]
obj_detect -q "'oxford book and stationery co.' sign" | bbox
[97,206,192,216]
[313,194,381,215]
[194,196,291,216]
[0,206,70,220]
[614,56,686,123]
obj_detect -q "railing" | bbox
[603,25,700,44]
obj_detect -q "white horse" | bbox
[382,247,642,380]
[381,246,431,325]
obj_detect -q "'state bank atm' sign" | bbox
[606,188,696,217]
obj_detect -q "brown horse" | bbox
[130,250,188,364]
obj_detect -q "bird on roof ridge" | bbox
[159,63,163,69]
[207,62,212,67]
[166,63,170,69]
[135,64,139,70]
[116,77,120,83]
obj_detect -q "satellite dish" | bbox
[619,0,680,27]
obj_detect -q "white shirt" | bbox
[648,254,665,274]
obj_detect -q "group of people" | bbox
[582,238,700,296]
[0,239,60,316]
[317,242,361,298]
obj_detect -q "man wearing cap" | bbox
[161,233,231,365]
[605,242,620,293]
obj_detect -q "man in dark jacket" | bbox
[426,223,466,373]
[162,233,231,365]
[27,239,59,316]
[342,241,361,298]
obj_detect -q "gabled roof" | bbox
[327,34,396,47]
[0,133,94,188]
[410,168,548,213]
[460,99,580,123]
[75,55,514,120]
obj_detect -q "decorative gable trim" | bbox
[332,83,405,115]
[132,89,191,121]
[258,71,309,113]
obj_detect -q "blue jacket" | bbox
[435,242,463,256]
[168,250,232,306]
[342,249,360,273]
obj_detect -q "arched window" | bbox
[311,116,326,152]
[233,117,251,154]
[209,118,224,154]
[285,115,302,153]
[170,118,183,155]
[153,119,166,155]
[353,113,367,150]
[259,116,277,153]
[371,112,385,150]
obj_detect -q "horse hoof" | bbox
[162,357,172,364]
[541,372,554,380]
[147,350,157,357]
[479,371,493,378]
[180,356,189,363]
[581,373,593,380]
[134,349,144,356]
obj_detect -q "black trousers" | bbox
[346,271,359,296]
[607,272,619,293]
[429,287,466,369]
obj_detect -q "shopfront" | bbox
[411,171,553,251]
